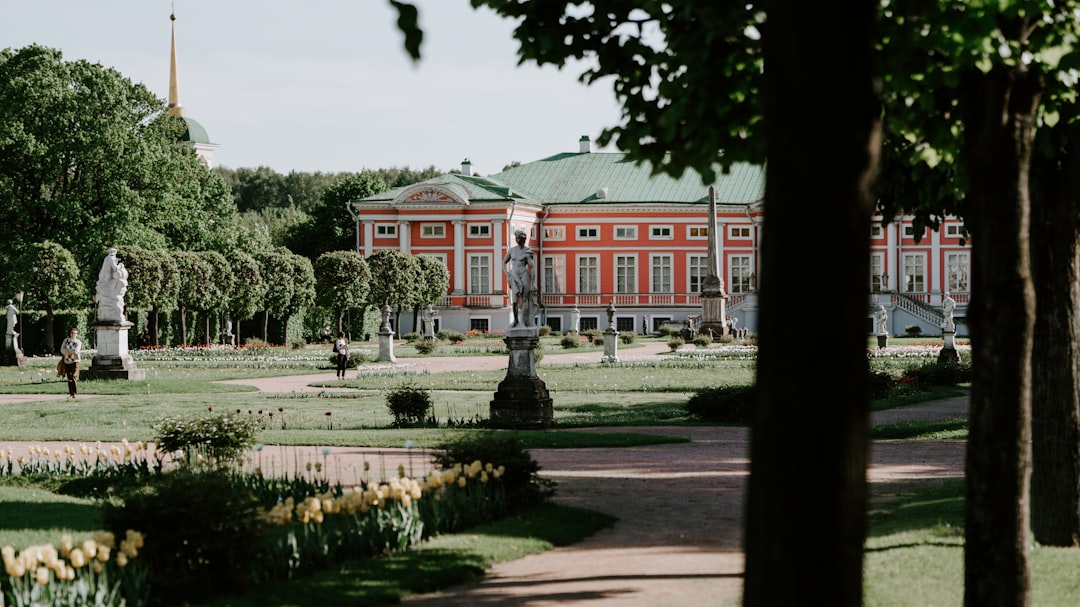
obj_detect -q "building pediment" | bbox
[393,184,470,206]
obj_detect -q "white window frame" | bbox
[468,223,490,238]
[577,225,600,240]
[469,254,490,294]
[651,254,673,293]
[577,255,599,294]
[903,253,926,293]
[687,225,709,239]
[543,255,565,294]
[870,224,883,238]
[945,224,964,238]
[421,223,445,238]
[615,254,637,294]
[649,225,674,240]
[946,251,970,292]
[729,255,752,294]
[544,226,565,241]
[375,223,397,237]
[688,255,708,292]
[870,253,884,292]
[614,225,638,240]
[728,226,751,239]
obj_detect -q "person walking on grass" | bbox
[60,328,81,399]
[333,331,349,379]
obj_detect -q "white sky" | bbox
[1,0,624,175]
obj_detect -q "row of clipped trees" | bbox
[8,242,449,354]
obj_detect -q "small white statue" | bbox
[875,305,888,336]
[95,248,129,322]
[942,292,956,333]
[5,300,17,336]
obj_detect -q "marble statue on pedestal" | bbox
[503,229,535,328]
[95,248,129,322]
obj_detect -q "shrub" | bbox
[385,385,434,427]
[439,329,466,343]
[326,351,368,369]
[582,328,602,342]
[692,334,712,348]
[658,324,680,337]
[538,325,551,336]
[414,339,440,354]
[904,325,924,337]
[869,370,896,399]
[434,432,555,513]
[153,412,260,466]
[102,469,266,606]
[667,336,685,351]
[686,384,756,424]
[560,334,581,349]
[903,358,973,387]
[593,334,604,346]
[619,332,636,345]
[403,331,421,342]
[288,338,306,350]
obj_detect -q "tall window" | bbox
[730,255,752,293]
[870,253,884,291]
[616,255,636,293]
[688,255,708,292]
[946,252,970,291]
[903,254,925,292]
[543,255,565,294]
[651,254,672,293]
[577,255,599,293]
[469,254,490,294]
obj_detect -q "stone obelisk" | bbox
[697,186,728,340]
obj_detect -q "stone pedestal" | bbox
[377,329,396,362]
[601,327,619,363]
[698,277,728,340]
[490,327,554,429]
[83,321,145,380]
[938,331,960,364]
[877,334,888,348]
[2,333,27,367]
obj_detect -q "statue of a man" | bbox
[503,229,535,327]
[942,292,956,332]
[5,299,17,336]
[95,248,129,322]
[875,305,888,336]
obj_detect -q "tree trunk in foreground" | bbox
[958,64,1040,607]
[743,2,879,605]
[1030,119,1080,547]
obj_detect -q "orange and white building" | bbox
[349,136,969,337]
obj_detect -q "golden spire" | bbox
[167,4,184,117]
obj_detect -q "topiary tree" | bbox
[314,250,370,336]
[11,241,85,353]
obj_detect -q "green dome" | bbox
[178,116,212,144]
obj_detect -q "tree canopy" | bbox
[0,44,239,282]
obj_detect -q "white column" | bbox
[453,220,466,294]
[362,221,374,257]
[929,225,942,302]
[492,219,505,294]
[398,221,411,254]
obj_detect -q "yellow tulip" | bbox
[35,566,49,585]
[69,548,86,569]
[116,552,129,568]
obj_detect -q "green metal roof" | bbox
[179,116,212,145]
[493,152,764,204]
[354,151,764,205]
